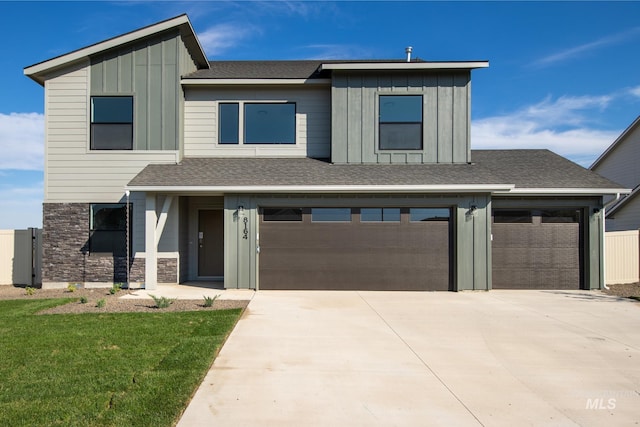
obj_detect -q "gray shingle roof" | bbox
[127,150,624,191]
[182,59,433,80]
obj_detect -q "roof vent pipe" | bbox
[405,46,413,62]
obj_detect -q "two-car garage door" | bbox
[259,207,452,291]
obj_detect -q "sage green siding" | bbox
[331,71,471,164]
[90,30,199,151]
[492,197,604,290]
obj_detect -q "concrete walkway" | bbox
[119,282,254,301]
[178,290,640,426]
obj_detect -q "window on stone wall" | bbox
[379,95,423,150]
[89,203,131,256]
[91,97,133,150]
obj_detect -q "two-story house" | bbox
[24,14,627,291]
[590,116,640,231]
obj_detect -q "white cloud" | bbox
[471,95,620,166]
[0,181,43,229]
[197,23,259,57]
[0,113,44,171]
[534,26,640,68]
[630,86,640,98]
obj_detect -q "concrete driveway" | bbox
[178,290,640,426]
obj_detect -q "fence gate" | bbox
[0,228,42,286]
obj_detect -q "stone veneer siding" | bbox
[42,203,177,285]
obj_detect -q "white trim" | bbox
[181,78,331,85]
[25,15,207,84]
[499,188,631,196]
[320,61,489,71]
[126,184,514,193]
[133,252,180,259]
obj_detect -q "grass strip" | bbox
[0,299,243,426]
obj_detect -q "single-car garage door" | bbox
[492,209,583,289]
[259,207,451,291]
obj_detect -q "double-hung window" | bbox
[219,102,296,145]
[379,95,423,150]
[90,96,133,150]
[89,203,130,256]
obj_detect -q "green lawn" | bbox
[0,299,243,426]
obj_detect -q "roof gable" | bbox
[24,14,208,85]
[590,115,640,170]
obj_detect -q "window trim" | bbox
[90,96,134,150]
[216,101,297,146]
[377,94,423,151]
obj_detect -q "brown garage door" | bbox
[259,207,451,291]
[492,209,583,289]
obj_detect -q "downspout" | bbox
[601,193,621,290]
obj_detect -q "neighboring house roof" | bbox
[606,184,640,216]
[127,150,625,195]
[590,115,640,169]
[24,14,208,85]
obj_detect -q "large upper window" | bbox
[245,103,295,144]
[89,204,130,255]
[91,97,133,150]
[379,95,422,150]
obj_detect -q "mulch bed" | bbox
[0,285,249,314]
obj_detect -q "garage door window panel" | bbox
[493,210,532,223]
[541,209,581,223]
[361,208,401,222]
[311,208,352,222]
[262,208,303,222]
[410,208,450,222]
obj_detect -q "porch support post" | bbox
[145,193,158,290]
[155,196,174,246]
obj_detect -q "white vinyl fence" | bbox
[605,230,640,285]
[0,229,42,286]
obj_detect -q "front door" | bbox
[198,210,224,277]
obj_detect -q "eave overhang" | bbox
[180,78,331,86]
[24,14,208,85]
[319,61,489,72]
[125,184,515,194]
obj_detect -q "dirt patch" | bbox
[602,282,640,300]
[0,285,249,314]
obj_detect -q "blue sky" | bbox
[1,1,639,229]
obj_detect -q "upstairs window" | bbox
[89,203,130,255]
[245,103,295,144]
[91,97,133,150]
[219,103,239,144]
[379,95,422,150]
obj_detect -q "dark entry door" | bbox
[198,210,224,277]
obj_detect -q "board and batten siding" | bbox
[44,61,178,203]
[90,30,197,151]
[331,71,471,164]
[183,86,331,158]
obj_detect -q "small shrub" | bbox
[25,287,35,296]
[150,294,176,309]
[80,296,88,304]
[203,295,218,307]
[67,283,77,293]
[110,283,123,295]
[96,299,106,308]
